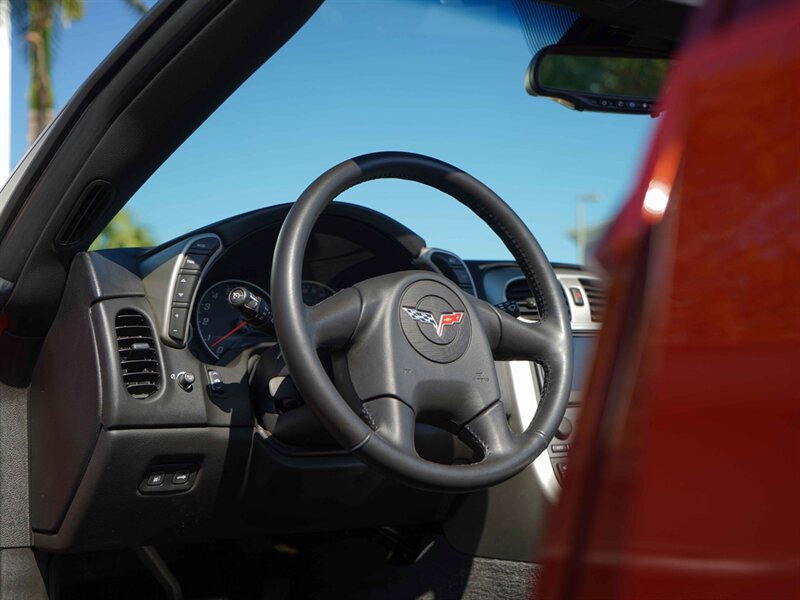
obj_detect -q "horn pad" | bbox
[399,281,471,363]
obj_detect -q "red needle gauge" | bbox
[211,320,248,348]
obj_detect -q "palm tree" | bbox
[11,0,147,145]
[10,0,154,250]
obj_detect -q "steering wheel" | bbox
[271,152,572,492]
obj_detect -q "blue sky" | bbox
[10,0,656,263]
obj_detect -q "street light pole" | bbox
[576,192,600,264]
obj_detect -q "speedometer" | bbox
[302,280,336,306]
[195,279,272,362]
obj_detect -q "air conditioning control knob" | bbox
[555,417,573,440]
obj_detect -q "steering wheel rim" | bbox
[272,152,572,492]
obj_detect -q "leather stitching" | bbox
[325,167,554,324]
[528,360,551,431]
[360,404,377,431]
[328,165,560,441]
[461,423,490,458]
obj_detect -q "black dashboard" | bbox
[27,201,605,553]
[188,209,419,365]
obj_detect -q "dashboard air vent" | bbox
[504,278,540,320]
[115,310,160,399]
[579,278,606,322]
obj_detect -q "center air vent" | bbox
[115,310,160,399]
[505,278,574,321]
[504,278,540,320]
[579,278,607,322]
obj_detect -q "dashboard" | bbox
[144,203,603,493]
[194,278,334,362]
[29,201,606,554]
[181,209,420,365]
[142,203,603,472]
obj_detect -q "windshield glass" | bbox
[115,0,656,264]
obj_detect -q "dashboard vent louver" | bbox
[504,278,540,320]
[579,278,606,322]
[115,310,160,399]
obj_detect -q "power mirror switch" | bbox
[176,371,195,391]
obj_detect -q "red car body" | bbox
[540,0,800,598]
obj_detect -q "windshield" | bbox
[115,0,655,264]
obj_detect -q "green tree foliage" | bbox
[90,210,154,250]
[11,0,154,249]
[11,0,147,143]
[539,54,669,98]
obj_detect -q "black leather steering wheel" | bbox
[271,152,572,492]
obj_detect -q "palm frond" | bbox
[58,0,84,26]
[8,0,30,38]
[121,0,148,16]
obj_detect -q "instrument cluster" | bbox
[193,279,335,363]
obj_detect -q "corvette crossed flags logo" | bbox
[402,307,464,338]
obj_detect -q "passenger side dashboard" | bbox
[468,261,603,491]
[444,261,604,561]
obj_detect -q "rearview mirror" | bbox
[526,46,670,114]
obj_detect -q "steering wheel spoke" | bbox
[307,287,362,349]
[470,297,563,362]
[459,400,518,461]
[362,396,417,454]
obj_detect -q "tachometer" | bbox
[196,279,272,362]
[302,280,336,306]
